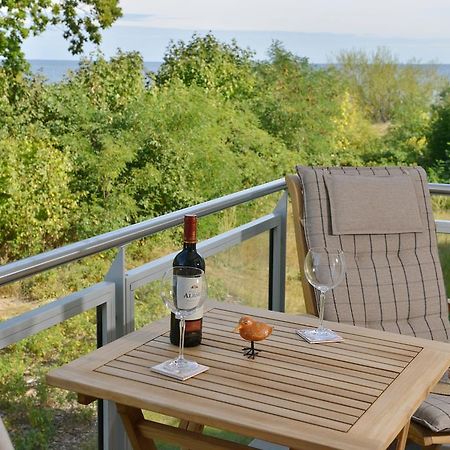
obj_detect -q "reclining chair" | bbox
[286,166,450,449]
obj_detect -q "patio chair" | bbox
[0,417,14,450]
[286,166,450,449]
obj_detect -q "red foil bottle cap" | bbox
[184,214,197,243]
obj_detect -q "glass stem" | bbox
[318,291,326,331]
[178,317,186,361]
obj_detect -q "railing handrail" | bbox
[0,178,447,288]
[429,183,450,196]
[0,176,448,450]
[0,178,286,287]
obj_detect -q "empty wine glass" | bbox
[154,266,207,379]
[302,248,345,342]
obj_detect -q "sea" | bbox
[28,60,450,83]
[28,60,162,83]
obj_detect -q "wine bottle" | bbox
[170,214,205,347]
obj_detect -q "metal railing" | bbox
[0,178,448,450]
[0,178,287,450]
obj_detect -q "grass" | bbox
[0,310,98,449]
[0,198,448,449]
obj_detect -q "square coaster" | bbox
[151,362,209,381]
[296,328,344,344]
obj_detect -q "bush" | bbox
[124,82,293,217]
[154,33,256,100]
[336,47,444,123]
[251,43,344,162]
[427,88,450,181]
[0,39,448,261]
[0,129,75,260]
[39,52,147,237]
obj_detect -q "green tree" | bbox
[0,128,76,260]
[0,0,122,75]
[251,42,344,163]
[336,47,443,123]
[124,82,293,218]
[40,52,146,237]
[154,33,256,100]
[427,88,450,181]
[331,90,380,166]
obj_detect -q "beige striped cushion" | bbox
[413,394,450,432]
[296,165,450,341]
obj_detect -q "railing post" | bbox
[102,246,132,450]
[96,288,119,450]
[106,246,134,337]
[269,191,287,312]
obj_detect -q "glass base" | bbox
[151,358,209,381]
[296,328,343,344]
[165,356,199,372]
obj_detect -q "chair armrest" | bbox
[432,381,450,396]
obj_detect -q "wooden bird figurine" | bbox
[234,316,273,359]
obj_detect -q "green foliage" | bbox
[0,35,449,449]
[251,42,347,163]
[0,128,75,259]
[124,83,292,219]
[41,51,147,237]
[427,88,450,181]
[333,93,381,164]
[66,50,146,111]
[0,311,96,449]
[336,47,444,123]
[154,33,256,100]
[0,0,122,75]
[0,37,448,263]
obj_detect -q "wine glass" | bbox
[154,266,207,379]
[301,248,345,342]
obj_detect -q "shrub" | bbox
[251,42,344,163]
[154,33,256,100]
[427,88,450,182]
[335,47,444,123]
[0,129,75,260]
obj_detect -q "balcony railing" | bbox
[0,178,448,450]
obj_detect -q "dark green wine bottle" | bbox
[170,214,205,347]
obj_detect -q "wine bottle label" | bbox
[176,276,202,311]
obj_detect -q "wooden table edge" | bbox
[46,365,383,450]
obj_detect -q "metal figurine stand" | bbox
[242,341,261,359]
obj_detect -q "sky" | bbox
[23,0,450,63]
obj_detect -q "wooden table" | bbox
[46,302,450,450]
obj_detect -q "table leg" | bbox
[179,420,205,450]
[116,404,157,450]
[395,421,410,450]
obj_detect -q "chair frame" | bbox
[286,173,450,450]
[285,174,316,316]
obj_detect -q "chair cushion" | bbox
[296,165,450,341]
[413,394,450,432]
[323,172,423,235]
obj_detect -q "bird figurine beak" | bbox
[233,324,241,333]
